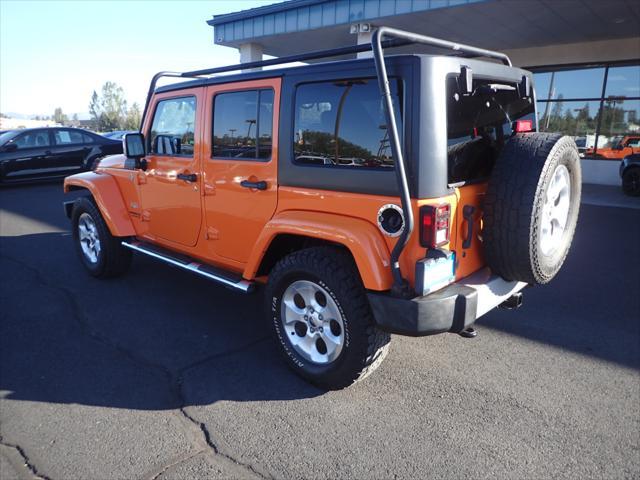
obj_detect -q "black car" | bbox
[102,130,137,141]
[620,153,640,197]
[0,127,122,183]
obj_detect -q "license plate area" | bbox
[415,251,455,296]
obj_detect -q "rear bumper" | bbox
[368,268,527,337]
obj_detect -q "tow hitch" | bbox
[499,291,523,310]
[459,327,477,338]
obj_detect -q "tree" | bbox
[88,81,128,131]
[89,90,100,126]
[53,107,68,125]
[124,102,141,130]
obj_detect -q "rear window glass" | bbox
[293,78,402,169]
[447,76,535,183]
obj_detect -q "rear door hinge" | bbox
[205,226,219,240]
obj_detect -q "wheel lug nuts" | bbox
[304,315,309,321]
[318,314,323,320]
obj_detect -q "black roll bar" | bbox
[371,27,511,296]
[140,27,512,296]
[140,39,413,131]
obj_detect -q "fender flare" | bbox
[64,172,135,237]
[245,210,393,291]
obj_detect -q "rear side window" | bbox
[54,129,85,145]
[293,79,402,169]
[82,132,95,143]
[212,89,274,160]
[149,97,196,156]
[14,130,50,149]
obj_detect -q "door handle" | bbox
[44,150,52,155]
[462,205,476,249]
[177,173,198,182]
[240,180,267,190]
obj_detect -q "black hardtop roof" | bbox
[154,53,423,95]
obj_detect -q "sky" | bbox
[0,0,283,118]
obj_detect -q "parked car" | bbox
[620,153,640,196]
[0,127,122,183]
[63,27,581,390]
[585,135,640,160]
[102,130,137,141]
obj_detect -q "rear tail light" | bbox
[514,119,534,133]
[420,204,451,248]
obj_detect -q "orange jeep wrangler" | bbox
[63,28,581,389]
[586,135,640,160]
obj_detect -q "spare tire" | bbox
[483,133,581,285]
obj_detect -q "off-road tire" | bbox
[265,246,390,390]
[483,133,581,285]
[71,196,132,278]
[622,167,640,197]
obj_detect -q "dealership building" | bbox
[208,0,640,184]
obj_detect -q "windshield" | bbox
[606,136,624,149]
[0,130,18,145]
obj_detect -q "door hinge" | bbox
[205,226,219,240]
[204,182,216,196]
[142,210,151,222]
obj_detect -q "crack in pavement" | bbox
[1,253,271,480]
[147,450,205,480]
[0,436,51,480]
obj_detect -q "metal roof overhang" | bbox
[208,0,640,58]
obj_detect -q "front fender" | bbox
[245,211,393,291]
[64,171,135,237]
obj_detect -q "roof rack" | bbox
[141,29,511,122]
[140,27,513,297]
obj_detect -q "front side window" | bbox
[13,130,51,149]
[293,79,402,168]
[212,89,274,159]
[54,129,84,145]
[149,97,196,156]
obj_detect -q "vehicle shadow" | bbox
[0,231,323,411]
[480,204,639,371]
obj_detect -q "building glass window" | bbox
[293,78,402,168]
[605,65,640,97]
[534,62,640,159]
[535,68,606,102]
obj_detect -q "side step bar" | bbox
[121,240,255,293]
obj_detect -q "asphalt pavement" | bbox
[0,182,638,480]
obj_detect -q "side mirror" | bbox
[1,143,17,153]
[124,133,145,158]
